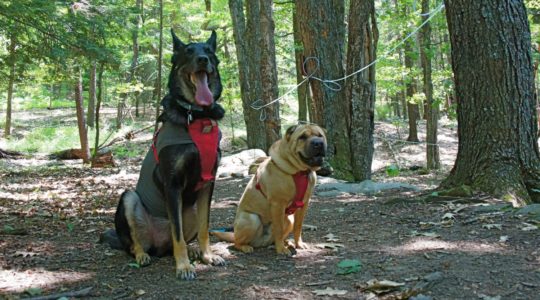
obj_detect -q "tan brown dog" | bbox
[212,124,327,255]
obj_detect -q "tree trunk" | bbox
[345,0,378,181]
[154,0,163,132]
[420,0,440,169]
[4,32,16,138]
[87,62,96,128]
[296,0,353,180]
[229,0,266,150]
[93,63,105,159]
[442,0,540,205]
[404,39,419,142]
[117,0,142,129]
[259,0,281,148]
[293,7,310,122]
[74,68,91,163]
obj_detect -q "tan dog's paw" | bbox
[295,241,309,249]
[176,263,196,280]
[135,252,151,266]
[275,245,292,256]
[201,252,226,266]
[235,244,254,253]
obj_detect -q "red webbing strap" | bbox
[188,118,219,191]
[255,170,310,215]
[285,171,310,215]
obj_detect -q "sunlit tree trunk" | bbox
[74,67,91,163]
[229,0,266,150]
[293,7,310,122]
[442,0,540,205]
[4,32,16,138]
[87,62,96,128]
[154,0,163,132]
[345,0,378,181]
[296,0,353,180]
[259,0,281,148]
[93,63,105,159]
[404,39,419,142]
[421,0,440,169]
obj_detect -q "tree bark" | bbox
[229,0,266,150]
[154,0,163,132]
[293,7,310,122]
[93,63,105,160]
[442,0,540,205]
[296,0,353,180]
[4,32,16,138]
[87,62,96,128]
[420,0,440,169]
[259,0,281,148]
[345,0,378,181]
[74,68,91,163]
[404,38,419,142]
[117,0,142,129]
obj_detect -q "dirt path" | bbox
[1,120,539,299]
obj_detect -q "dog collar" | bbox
[175,98,205,112]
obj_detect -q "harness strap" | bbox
[151,128,161,163]
[150,119,219,191]
[255,169,310,215]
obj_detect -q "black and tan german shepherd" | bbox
[102,30,226,280]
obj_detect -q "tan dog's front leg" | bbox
[270,201,291,255]
[197,184,225,266]
[292,206,309,249]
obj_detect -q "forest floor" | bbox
[1,109,540,299]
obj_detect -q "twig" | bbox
[306,280,333,286]
[25,286,93,300]
[98,124,154,150]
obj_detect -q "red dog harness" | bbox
[152,118,219,190]
[256,170,310,215]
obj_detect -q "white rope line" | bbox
[250,2,445,117]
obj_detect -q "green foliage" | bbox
[6,126,80,153]
[386,165,400,177]
[375,103,393,121]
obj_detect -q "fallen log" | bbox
[0,148,24,159]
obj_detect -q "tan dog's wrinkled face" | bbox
[285,124,327,168]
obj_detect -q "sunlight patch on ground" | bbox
[384,238,505,255]
[0,269,93,293]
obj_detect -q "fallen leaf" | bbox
[303,224,318,231]
[312,287,348,296]
[337,259,362,275]
[410,230,441,238]
[361,279,405,294]
[135,289,146,296]
[14,251,38,258]
[478,294,501,300]
[520,223,538,231]
[323,233,340,242]
[442,212,455,220]
[499,236,509,242]
[316,243,345,251]
[127,263,140,269]
[482,224,502,230]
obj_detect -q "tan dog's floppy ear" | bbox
[285,125,298,142]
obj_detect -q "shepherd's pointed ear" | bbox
[171,29,185,52]
[206,30,217,51]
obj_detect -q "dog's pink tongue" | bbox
[193,72,213,106]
